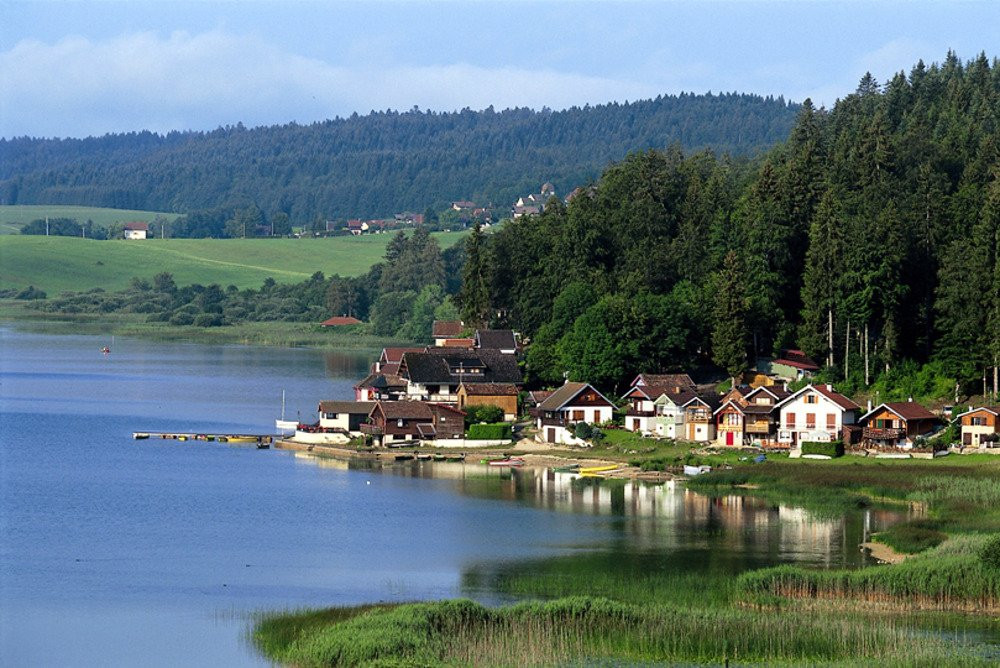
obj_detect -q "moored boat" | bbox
[578,464,617,474]
[488,457,525,467]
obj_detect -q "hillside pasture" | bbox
[0,205,183,234]
[0,232,466,294]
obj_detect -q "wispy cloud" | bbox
[0,30,660,138]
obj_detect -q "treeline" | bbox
[37,227,463,340]
[0,93,798,222]
[458,52,1000,396]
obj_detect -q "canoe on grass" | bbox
[578,464,618,474]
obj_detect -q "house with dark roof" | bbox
[956,406,1000,448]
[712,385,791,446]
[651,388,699,439]
[621,373,697,435]
[681,395,719,442]
[535,381,614,444]
[398,349,522,404]
[474,329,518,354]
[859,401,941,449]
[360,401,465,446]
[457,382,519,421]
[774,384,861,448]
[629,373,696,392]
[318,401,376,434]
[374,347,426,372]
[354,372,407,401]
[432,320,464,345]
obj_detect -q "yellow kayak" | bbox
[578,465,618,474]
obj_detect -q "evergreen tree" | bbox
[711,252,751,383]
[457,222,490,327]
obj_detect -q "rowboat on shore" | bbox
[578,464,617,474]
[552,464,580,473]
[488,457,525,467]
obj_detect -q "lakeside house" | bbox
[354,372,407,401]
[681,395,719,442]
[858,401,941,449]
[397,348,523,404]
[956,406,1000,448]
[535,381,614,445]
[318,400,375,435]
[457,382,519,421]
[774,384,860,448]
[360,401,465,446]
[621,373,697,435]
[712,384,791,446]
[123,222,148,240]
[432,320,464,346]
[652,388,699,439]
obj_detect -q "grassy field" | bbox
[0,205,183,234]
[0,232,466,294]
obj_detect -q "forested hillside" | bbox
[0,93,797,221]
[458,52,1000,396]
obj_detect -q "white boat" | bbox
[683,464,712,476]
[275,390,297,433]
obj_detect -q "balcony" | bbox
[539,416,567,427]
[626,409,655,417]
[863,427,904,440]
[745,422,772,434]
[360,424,383,435]
[687,413,711,423]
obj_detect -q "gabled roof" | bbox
[320,316,363,326]
[432,320,464,337]
[319,400,375,414]
[631,373,696,391]
[475,329,517,351]
[124,221,149,231]
[745,385,791,403]
[374,401,434,420]
[537,382,613,412]
[713,398,746,416]
[355,372,406,390]
[400,349,522,385]
[381,347,426,364]
[860,401,939,423]
[773,349,820,371]
[680,394,719,410]
[654,388,699,406]
[955,406,1000,419]
[527,390,554,405]
[776,384,860,412]
[459,382,518,396]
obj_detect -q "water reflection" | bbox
[290,455,915,570]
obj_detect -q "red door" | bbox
[725,431,734,446]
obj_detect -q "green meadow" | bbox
[0,232,466,294]
[0,204,183,234]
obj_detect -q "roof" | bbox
[631,373,696,391]
[318,401,375,414]
[657,388,698,406]
[713,399,746,416]
[400,349,523,385]
[955,406,1000,419]
[772,349,820,371]
[537,382,613,412]
[528,390,554,404]
[745,385,792,403]
[682,394,721,411]
[124,222,149,231]
[381,347,425,364]
[460,382,519,396]
[776,384,860,411]
[321,316,363,326]
[861,401,939,423]
[375,401,434,419]
[440,338,475,348]
[475,329,517,351]
[432,320,464,337]
[355,372,406,390]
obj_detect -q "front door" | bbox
[547,428,556,443]
[963,432,972,446]
[632,418,641,432]
[725,431,734,446]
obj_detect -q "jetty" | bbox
[132,432,275,448]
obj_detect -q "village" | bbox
[279,318,1000,465]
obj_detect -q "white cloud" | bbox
[0,30,660,137]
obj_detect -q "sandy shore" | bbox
[860,541,908,564]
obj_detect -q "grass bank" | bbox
[0,231,466,294]
[0,204,182,234]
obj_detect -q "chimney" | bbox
[908,396,913,403]
[827,384,833,391]
[866,399,873,412]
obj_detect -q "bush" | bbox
[979,535,1000,569]
[801,441,844,458]
[574,422,594,440]
[169,311,195,326]
[193,313,225,327]
[15,285,47,300]
[463,404,504,426]
[467,423,512,440]
[874,522,947,554]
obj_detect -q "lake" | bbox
[0,327,902,666]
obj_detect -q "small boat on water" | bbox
[489,457,525,467]
[132,432,150,440]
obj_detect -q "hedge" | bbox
[801,440,844,458]
[467,423,512,440]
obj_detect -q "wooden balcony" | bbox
[863,427,904,440]
[745,422,772,434]
[360,424,383,435]
[687,413,711,423]
[626,409,655,417]
[539,416,567,427]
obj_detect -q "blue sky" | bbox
[2,1,998,138]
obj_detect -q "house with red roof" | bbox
[774,384,861,448]
[956,406,1000,448]
[123,222,148,240]
[859,401,941,449]
[432,320,464,346]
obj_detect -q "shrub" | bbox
[590,427,605,444]
[801,441,844,458]
[14,285,46,300]
[467,423,511,440]
[574,422,593,440]
[463,404,504,426]
[169,311,195,326]
[193,313,225,327]
[874,522,947,554]
[979,535,1000,569]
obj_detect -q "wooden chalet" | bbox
[535,382,614,444]
[360,401,465,446]
[457,382,519,421]
[398,348,522,404]
[956,406,1000,448]
[681,395,719,442]
[858,401,941,449]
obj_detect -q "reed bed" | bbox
[253,596,983,666]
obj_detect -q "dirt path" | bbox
[861,541,908,564]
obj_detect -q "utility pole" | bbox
[45,216,49,236]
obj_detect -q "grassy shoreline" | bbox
[252,457,1000,666]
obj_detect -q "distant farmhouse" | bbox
[123,222,148,240]
[512,182,556,218]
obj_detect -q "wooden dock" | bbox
[132,432,275,448]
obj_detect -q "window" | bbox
[785,412,795,427]
[572,410,585,421]
[827,414,836,429]
[806,413,816,429]
[324,412,337,419]
[726,413,740,426]
[805,394,817,404]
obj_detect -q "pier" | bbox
[132,432,275,448]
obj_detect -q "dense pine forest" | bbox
[457,52,1000,398]
[0,93,796,221]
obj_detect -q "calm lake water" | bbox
[1,327,901,666]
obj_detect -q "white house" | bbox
[123,222,148,239]
[774,384,860,448]
[536,381,614,445]
[318,401,376,435]
[652,389,698,439]
[681,395,718,442]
